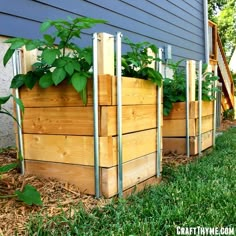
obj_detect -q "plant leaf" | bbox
[80,87,87,105]
[25,40,41,51]
[0,108,21,127]
[53,58,67,68]
[12,96,24,113]
[10,39,26,50]
[42,49,59,65]
[15,184,42,206]
[64,62,74,75]
[72,61,81,72]
[43,34,55,45]
[24,71,38,89]
[52,67,66,85]
[3,48,15,66]
[71,72,87,93]
[10,74,25,88]
[39,72,54,88]
[0,95,11,105]
[40,21,51,32]
[0,163,18,173]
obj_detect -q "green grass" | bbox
[26,128,236,235]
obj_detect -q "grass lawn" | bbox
[26,128,236,235]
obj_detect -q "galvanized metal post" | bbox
[213,64,218,146]
[93,33,100,198]
[186,61,190,157]
[156,48,163,177]
[12,50,25,174]
[198,61,203,156]
[116,32,123,197]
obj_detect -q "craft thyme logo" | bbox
[176,227,235,235]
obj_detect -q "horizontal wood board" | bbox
[163,115,213,137]
[163,130,213,155]
[23,128,161,167]
[19,75,158,107]
[25,151,162,197]
[164,101,214,120]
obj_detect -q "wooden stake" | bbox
[147,48,156,69]
[98,33,114,75]
[21,47,38,73]
[188,60,196,102]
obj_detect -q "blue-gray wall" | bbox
[0,0,206,62]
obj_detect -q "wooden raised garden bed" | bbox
[163,101,214,155]
[18,34,162,198]
[163,60,214,155]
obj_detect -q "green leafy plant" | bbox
[2,17,106,107]
[223,108,235,120]
[163,60,186,116]
[0,16,106,207]
[0,162,42,205]
[0,162,18,174]
[196,64,219,101]
[0,94,24,126]
[163,61,219,116]
[121,38,163,87]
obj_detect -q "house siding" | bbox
[0,0,206,61]
[0,0,206,147]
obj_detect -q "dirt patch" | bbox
[1,119,236,235]
[216,119,236,131]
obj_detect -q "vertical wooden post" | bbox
[98,33,114,75]
[188,60,196,102]
[147,48,156,69]
[21,47,38,73]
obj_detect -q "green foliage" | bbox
[0,162,18,174]
[0,16,105,209]
[121,38,163,87]
[163,61,219,116]
[1,16,106,110]
[0,94,24,126]
[223,108,235,121]
[15,184,42,206]
[208,0,236,60]
[197,69,219,101]
[208,0,227,20]
[163,60,186,116]
[26,128,236,235]
[0,162,42,206]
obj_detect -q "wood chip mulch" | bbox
[0,149,110,236]
[0,119,235,235]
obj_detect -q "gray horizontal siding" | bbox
[0,0,205,61]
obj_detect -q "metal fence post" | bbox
[93,33,100,198]
[156,48,163,177]
[116,32,123,197]
[213,64,218,146]
[198,61,203,156]
[186,61,190,157]
[12,50,25,174]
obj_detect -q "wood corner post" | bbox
[97,33,115,76]
[188,60,196,102]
